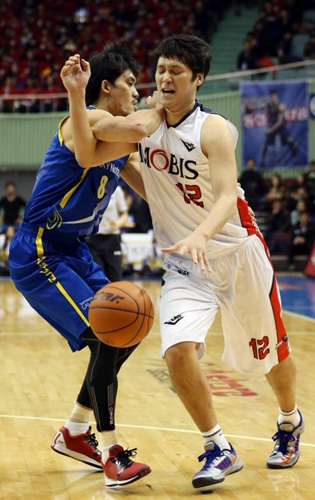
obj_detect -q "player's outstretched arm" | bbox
[92,107,164,143]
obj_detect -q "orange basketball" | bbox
[88,281,154,348]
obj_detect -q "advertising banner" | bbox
[241,81,308,169]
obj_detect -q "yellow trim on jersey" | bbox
[58,116,69,146]
[56,282,90,327]
[35,227,90,327]
[46,207,63,230]
[59,167,91,209]
[35,227,44,257]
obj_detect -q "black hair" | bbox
[5,181,16,189]
[154,34,212,87]
[86,43,139,106]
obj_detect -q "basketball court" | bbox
[0,274,314,499]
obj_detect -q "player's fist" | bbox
[60,54,91,93]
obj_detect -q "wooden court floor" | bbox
[0,279,314,500]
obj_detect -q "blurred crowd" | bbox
[1,162,314,276]
[236,0,315,71]
[239,159,315,270]
[0,0,231,112]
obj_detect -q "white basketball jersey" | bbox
[139,102,260,261]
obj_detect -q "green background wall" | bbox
[0,80,314,176]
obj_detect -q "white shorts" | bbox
[160,235,290,375]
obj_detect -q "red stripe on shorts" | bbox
[238,197,289,363]
[269,275,290,362]
[237,197,273,264]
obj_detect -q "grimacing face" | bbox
[155,57,203,112]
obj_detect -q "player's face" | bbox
[155,57,204,112]
[109,70,139,116]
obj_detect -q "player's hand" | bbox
[161,233,211,272]
[146,91,162,109]
[109,219,120,231]
[60,54,90,93]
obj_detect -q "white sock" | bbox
[100,430,119,463]
[69,402,93,423]
[278,405,300,427]
[202,424,230,450]
[65,403,93,436]
[65,421,90,436]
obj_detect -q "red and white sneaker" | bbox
[51,426,102,469]
[103,445,151,487]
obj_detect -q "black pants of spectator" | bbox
[288,242,311,267]
[87,234,123,282]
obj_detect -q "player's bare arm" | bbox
[162,114,238,272]
[198,114,238,237]
[62,107,139,167]
[120,153,147,201]
[92,106,165,144]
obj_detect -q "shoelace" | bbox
[85,432,99,449]
[272,430,296,455]
[115,448,138,467]
[198,448,225,470]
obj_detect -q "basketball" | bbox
[88,281,155,348]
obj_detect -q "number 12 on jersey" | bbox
[176,183,204,208]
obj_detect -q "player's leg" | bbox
[265,349,304,469]
[9,230,106,468]
[261,132,274,166]
[281,129,298,157]
[10,230,148,481]
[219,235,304,469]
[160,266,243,488]
[78,328,150,486]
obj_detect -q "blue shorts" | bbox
[9,223,109,352]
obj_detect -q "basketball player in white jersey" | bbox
[63,36,304,490]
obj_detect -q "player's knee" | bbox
[165,342,199,369]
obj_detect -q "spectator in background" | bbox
[304,31,315,60]
[0,77,18,113]
[237,40,257,70]
[0,181,26,229]
[87,185,128,282]
[305,160,315,210]
[288,211,314,270]
[287,173,309,210]
[265,198,291,254]
[238,157,266,210]
[290,198,308,226]
[264,173,286,208]
[129,193,153,233]
[0,225,16,275]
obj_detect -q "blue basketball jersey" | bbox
[24,111,129,243]
[9,110,128,351]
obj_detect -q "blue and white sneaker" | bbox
[192,442,243,488]
[267,410,305,469]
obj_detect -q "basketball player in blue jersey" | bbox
[9,44,164,488]
[66,35,304,491]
